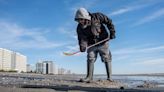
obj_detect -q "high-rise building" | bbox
[0,48,27,72]
[11,52,16,70]
[42,61,54,74]
[0,48,3,70]
[15,53,27,72]
[36,62,43,73]
[0,48,12,70]
[36,61,56,74]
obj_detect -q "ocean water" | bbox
[93,75,164,88]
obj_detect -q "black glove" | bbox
[110,31,116,39]
[80,46,86,52]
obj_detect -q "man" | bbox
[75,8,116,82]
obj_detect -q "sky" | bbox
[0,0,164,74]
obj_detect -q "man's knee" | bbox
[102,59,111,62]
[87,57,96,63]
[101,56,112,62]
[87,51,97,62]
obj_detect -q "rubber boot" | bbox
[79,61,94,83]
[105,62,112,82]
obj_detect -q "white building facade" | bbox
[15,53,27,72]
[43,61,54,74]
[0,48,27,72]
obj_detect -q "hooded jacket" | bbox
[76,12,115,50]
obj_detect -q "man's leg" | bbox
[80,47,97,82]
[82,60,94,82]
[98,42,112,81]
[105,61,112,81]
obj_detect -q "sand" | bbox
[0,72,163,92]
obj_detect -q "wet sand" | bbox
[0,72,163,92]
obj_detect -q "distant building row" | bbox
[0,48,71,74]
[0,48,27,72]
[27,61,72,75]
[36,61,55,74]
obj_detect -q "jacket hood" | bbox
[75,8,91,21]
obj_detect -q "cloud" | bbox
[113,55,130,62]
[57,27,76,39]
[134,58,164,66]
[113,45,164,55]
[112,45,164,66]
[109,2,151,16]
[0,21,65,49]
[110,7,133,16]
[133,8,164,26]
[109,0,162,17]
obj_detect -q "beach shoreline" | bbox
[0,72,163,92]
